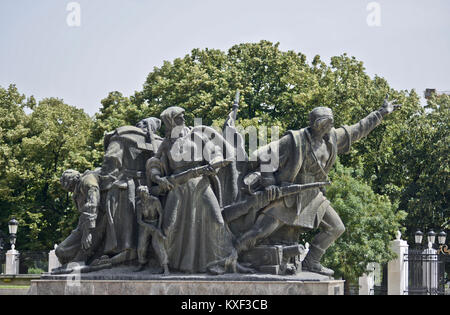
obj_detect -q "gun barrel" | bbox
[279,181,330,197]
[151,160,234,196]
[222,181,330,223]
[210,159,233,169]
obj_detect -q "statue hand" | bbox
[203,164,217,176]
[379,95,402,117]
[155,228,166,241]
[157,177,174,191]
[264,185,281,202]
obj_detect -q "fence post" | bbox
[359,262,375,295]
[388,231,409,295]
[48,244,61,273]
[5,248,20,275]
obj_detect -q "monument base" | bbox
[28,266,344,295]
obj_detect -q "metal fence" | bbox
[0,252,5,274]
[0,250,48,275]
[367,263,388,295]
[18,251,48,274]
[404,249,446,295]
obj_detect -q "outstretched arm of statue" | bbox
[336,96,402,154]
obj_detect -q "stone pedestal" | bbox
[28,266,344,295]
[5,249,20,275]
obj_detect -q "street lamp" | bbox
[438,231,447,246]
[416,228,449,255]
[8,218,19,250]
[415,230,424,246]
[437,231,449,255]
[427,230,436,245]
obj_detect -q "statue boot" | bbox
[302,244,334,277]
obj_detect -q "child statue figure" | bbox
[135,185,169,275]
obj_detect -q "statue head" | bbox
[160,106,187,138]
[60,169,81,192]
[136,117,161,134]
[309,107,334,135]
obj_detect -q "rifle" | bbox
[222,181,330,223]
[150,159,233,196]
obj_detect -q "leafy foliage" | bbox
[388,94,449,239]
[0,86,94,250]
[322,161,407,283]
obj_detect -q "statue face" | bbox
[313,116,334,134]
[61,175,78,192]
[173,113,185,127]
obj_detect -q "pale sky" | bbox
[1,0,449,116]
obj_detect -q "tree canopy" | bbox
[0,85,94,250]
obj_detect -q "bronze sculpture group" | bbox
[53,93,400,277]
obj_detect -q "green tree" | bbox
[0,87,94,250]
[0,84,32,241]
[321,161,407,291]
[385,94,449,240]
[90,91,141,165]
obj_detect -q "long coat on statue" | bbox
[100,126,161,256]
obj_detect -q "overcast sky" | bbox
[1,0,449,116]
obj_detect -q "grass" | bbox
[0,285,30,289]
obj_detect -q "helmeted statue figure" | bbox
[233,98,400,276]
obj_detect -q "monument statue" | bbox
[53,168,108,274]
[54,93,400,278]
[232,97,401,276]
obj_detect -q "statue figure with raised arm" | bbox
[233,97,401,276]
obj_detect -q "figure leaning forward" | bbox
[234,97,401,276]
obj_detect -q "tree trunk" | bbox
[344,279,351,295]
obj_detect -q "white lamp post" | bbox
[8,218,19,250]
[6,217,20,274]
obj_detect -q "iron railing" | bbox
[404,249,446,295]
